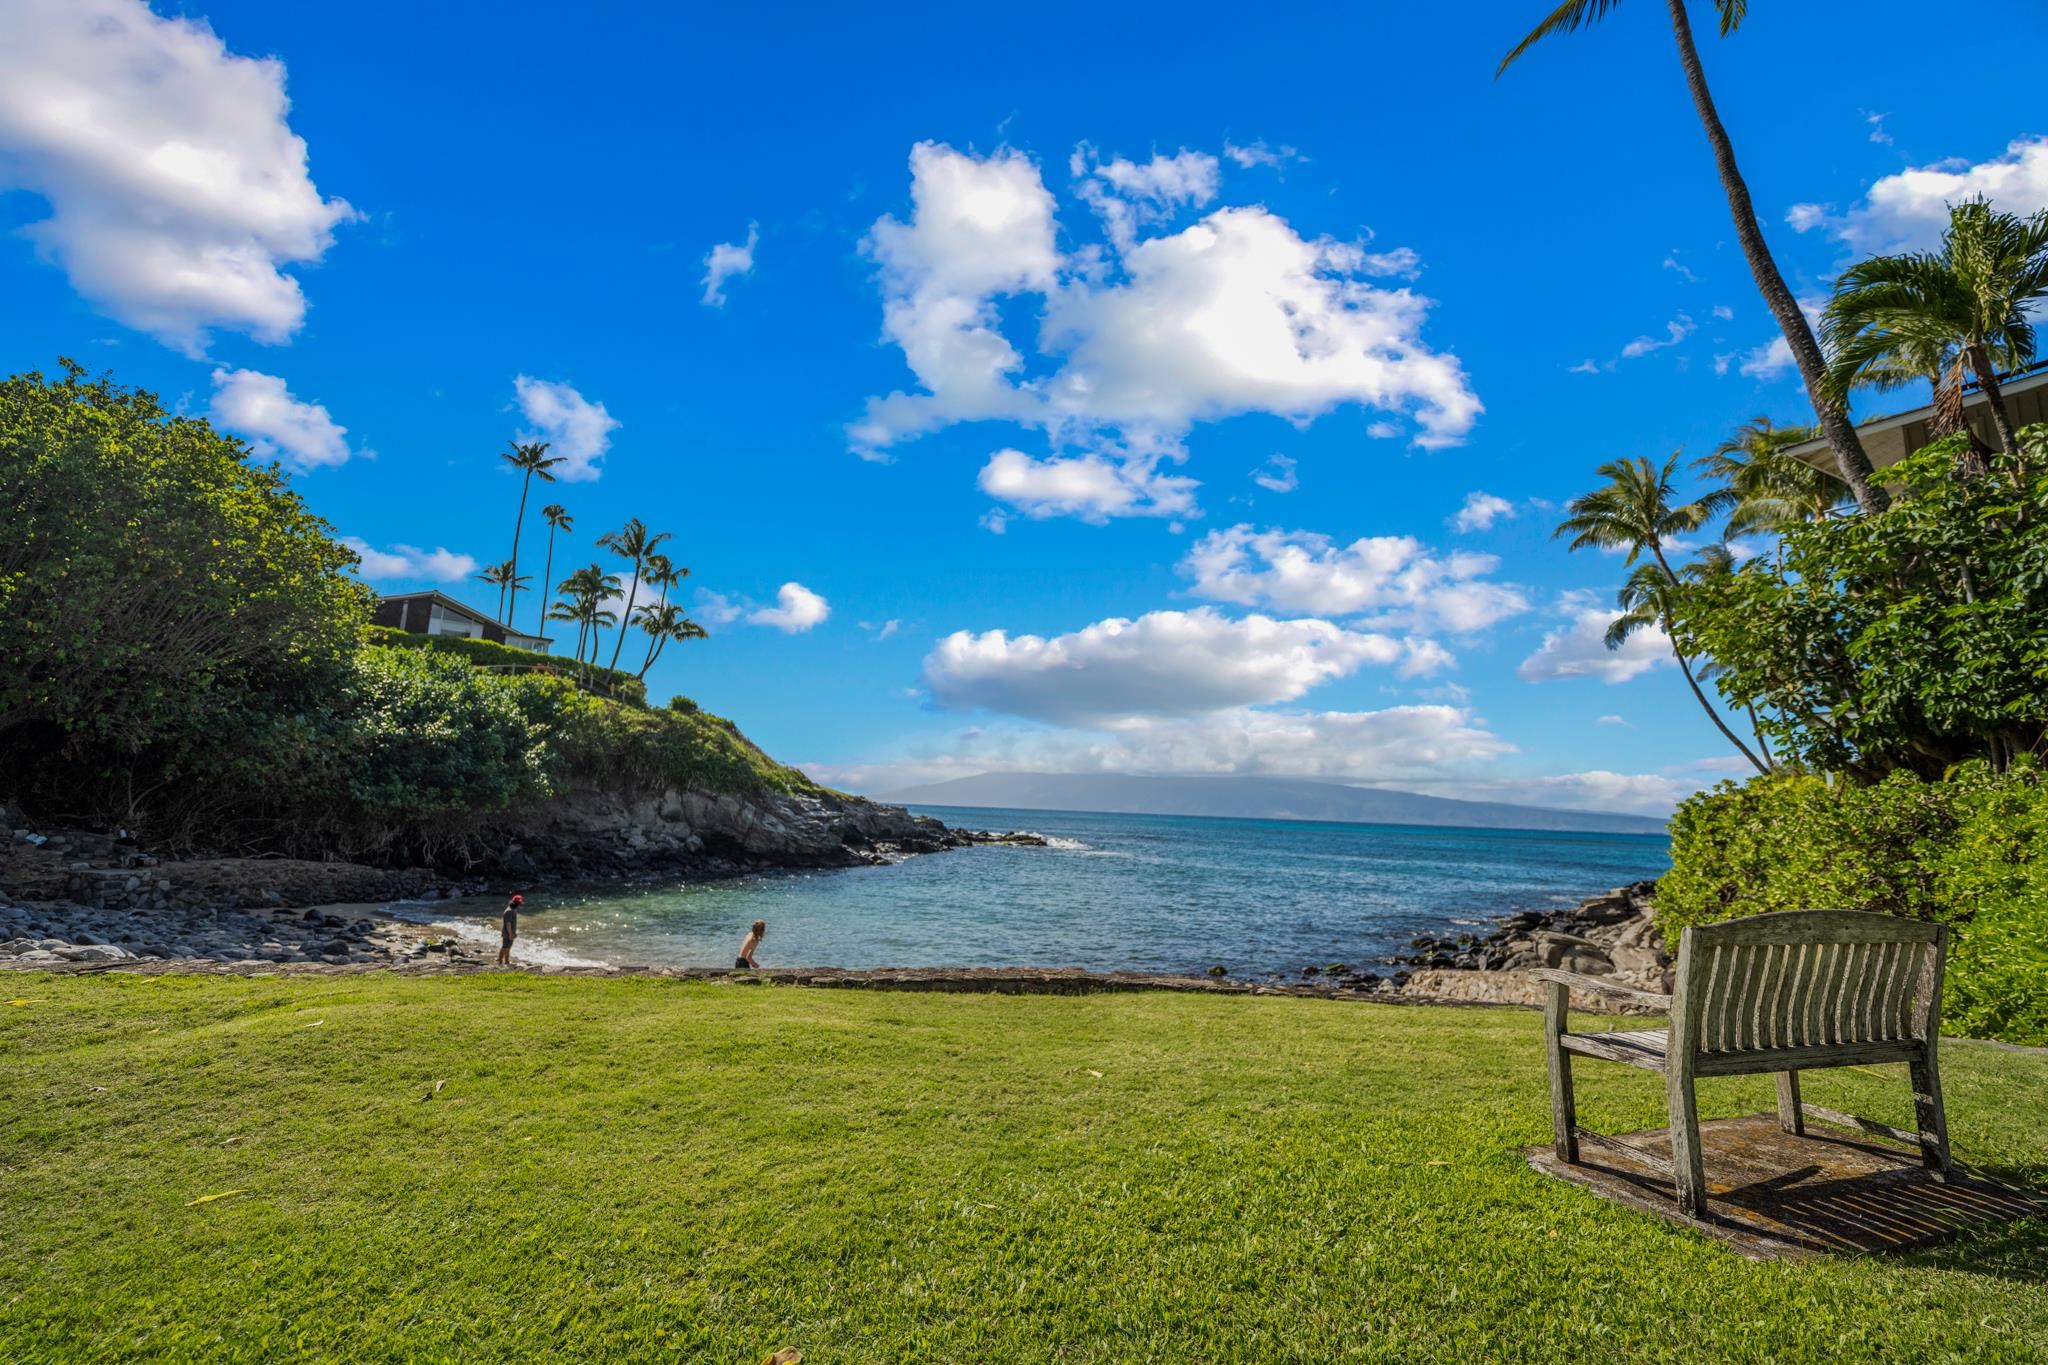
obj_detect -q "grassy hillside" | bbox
[3,975,2043,1361]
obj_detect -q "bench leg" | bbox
[1544,981,1578,1163]
[1775,1071,1803,1136]
[1910,1050,1952,1180]
[1666,1068,1707,1217]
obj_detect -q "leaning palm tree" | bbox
[536,503,572,643]
[1692,416,1847,538]
[1554,453,1711,580]
[1822,198,2048,459]
[1559,456,1767,771]
[501,440,566,626]
[595,519,672,672]
[1499,1,1886,514]
[553,564,621,665]
[1606,551,1771,775]
[631,602,709,680]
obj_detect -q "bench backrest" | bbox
[1670,911,1946,1057]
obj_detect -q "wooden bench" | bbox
[1539,909,1951,1217]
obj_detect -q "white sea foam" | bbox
[421,914,611,969]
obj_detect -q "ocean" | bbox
[400,804,1671,975]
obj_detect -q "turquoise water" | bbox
[410,805,1670,975]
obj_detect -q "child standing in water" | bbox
[498,894,523,965]
[735,919,765,969]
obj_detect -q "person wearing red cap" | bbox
[499,893,524,966]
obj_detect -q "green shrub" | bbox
[364,625,642,702]
[1660,766,2048,1044]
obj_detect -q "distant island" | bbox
[877,773,1669,835]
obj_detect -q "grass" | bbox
[2,974,2044,1362]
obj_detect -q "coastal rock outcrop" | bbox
[1385,880,1669,1011]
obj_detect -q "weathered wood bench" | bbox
[1539,909,1951,1217]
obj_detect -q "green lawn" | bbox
[2,974,2044,1362]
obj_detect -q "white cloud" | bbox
[1251,453,1298,493]
[1450,491,1515,534]
[1402,770,1691,819]
[1597,714,1631,727]
[0,0,356,354]
[1737,336,1795,380]
[695,590,743,625]
[1620,313,1696,359]
[978,444,1198,522]
[1181,525,1529,634]
[1711,304,1734,322]
[1866,112,1893,148]
[1222,140,1300,170]
[1073,146,1220,250]
[701,223,758,307]
[1784,202,1831,234]
[810,702,1511,791]
[513,376,619,482]
[748,582,831,633]
[342,538,476,583]
[1568,359,1601,376]
[1802,137,2048,255]
[208,367,353,471]
[1661,256,1697,283]
[923,607,1441,726]
[853,142,1480,489]
[1517,591,1671,684]
[862,619,901,640]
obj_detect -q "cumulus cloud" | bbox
[852,142,1479,513]
[808,702,1511,792]
[701,223,758,306]
[978,444,1198,522]
[748,582,831,633]
[0,0,356,354]
[1251,453,1298,493]
[923,607,1443,726]
[695,590,743,625]
[341,538,476,583]
[1516,591,1671,684]
[1401,770,1693,818]
[1794,136,2048,256]
[208,368,354,471]
[1181,525,1529,634]
[513,376,619,482]
[1450,491,1515,534]
[1737,337,1795,380]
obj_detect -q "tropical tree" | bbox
[1556,454,1769,771]
[476,559,526,623]
[500,440,565,626]
[550,564,621,666]
[537,503,572,642]
[631,602,709,680]
[1692,416,1846,538]
[595,518,672,671]
[1499,1,1887,514]
[1822,198,2048,460]
[1607,548,1772,774]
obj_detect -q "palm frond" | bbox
[1497,0,1626,76]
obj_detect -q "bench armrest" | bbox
[1533,968,1671,1010]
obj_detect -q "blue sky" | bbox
[5,1,2046,814]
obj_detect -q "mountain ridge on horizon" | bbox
[875,772,1669,835]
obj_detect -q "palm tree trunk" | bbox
[507,473,533,627]
[1967,346,2020,456]
[607,563,641,673]
[1672,638,1771,776]
[1745,703,1776,772]
[540,529,557,649]
[1662,0,1887,515]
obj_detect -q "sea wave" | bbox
[421,913,612,969]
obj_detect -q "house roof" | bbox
[1785,360,2048,475]
[377,590,553,644]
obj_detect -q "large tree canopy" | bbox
[0,361,370,779]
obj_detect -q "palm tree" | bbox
[595,518,671,672]
[1606,549,1771,775]
[501,440,566,626]
[551,564,621,667]
[1499,1,1887,514]
[631,602,709,680]
[537,503,572,643]
[1558,455,1768,771]
[1692,416,1847,538]
[476,559,523,623]
[1822,198,2048,460]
